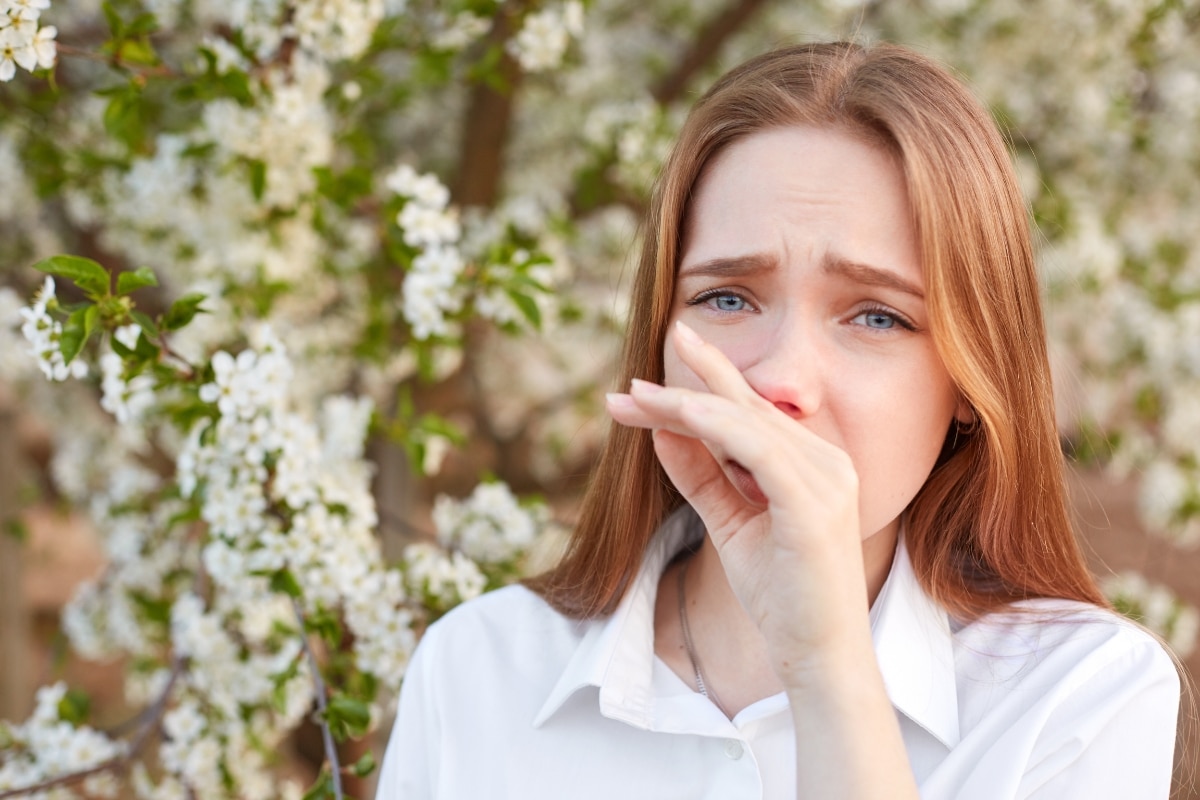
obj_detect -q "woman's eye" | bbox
[861,311,895,329]
[709,293,746,312]
[851,308,913,331]
[685,289,752,313]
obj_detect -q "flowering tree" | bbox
[1,0,1198,797]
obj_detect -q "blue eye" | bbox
[710,294,746,312]
[852,307,916,332]
[686,289,752,313]
[862,311,895,329]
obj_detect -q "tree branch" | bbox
[291,598,344,800]
[453,0,531,208]
[0,656,185,800]
[651,0,772,105]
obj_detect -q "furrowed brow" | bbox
[677,253,778,280]
[822,255,925,299]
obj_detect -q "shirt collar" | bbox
[532,507,961,749]
[871,531,961,749]
[532,506,700,729]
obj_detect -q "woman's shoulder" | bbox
[416,583,592,669]
[953,597,1180,690]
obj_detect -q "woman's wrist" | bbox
[772,622,878,693]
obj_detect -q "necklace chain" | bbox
[677,554,728,716]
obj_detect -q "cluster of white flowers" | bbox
[20,326,415,797]
[18,277,88,382]
[184,0,387,63]
[1137,458,1200,546]
[387,164,468,340]
[432,481,546,564]
[291,0,384,61]
[0,683,124,796]
[430,10,490,51]
[401,541,486,608]
[1103,571,1200,659]
[0,285,38,381]
[99,339,156,426]
[54,425,179,663]
[508,1,584,73]
[202,58,334,210]
[0,0,56,82]
[582,96,674,195]
[474,248,556,328]
[184,329,416,690]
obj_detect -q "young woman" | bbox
[377,42,1181,799]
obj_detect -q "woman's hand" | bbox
[606,320,875,683]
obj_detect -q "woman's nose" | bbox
[739,323,823,420]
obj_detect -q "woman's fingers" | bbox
[651,429,754,530]
[610,382,855,538]
[669,321,771,410]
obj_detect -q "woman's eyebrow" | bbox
[822,254,925,300]
[677,253,778,279]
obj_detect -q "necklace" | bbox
[677,554,729,716]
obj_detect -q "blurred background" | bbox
[1,0,1198,797]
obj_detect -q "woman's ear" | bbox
[954,396,978,431]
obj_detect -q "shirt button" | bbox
[723,739,744,760]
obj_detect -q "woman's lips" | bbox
[726,460,769,507]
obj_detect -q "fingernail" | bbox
[630,378,663,394]
[605,392,635,409]
[675,320,702,346]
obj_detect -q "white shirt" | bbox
[377,508,1180,799]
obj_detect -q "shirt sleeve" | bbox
[375,622,443,800]
[1016,631,1181,800]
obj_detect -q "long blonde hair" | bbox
[526,41,1106,620]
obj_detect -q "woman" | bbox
[377,42,1180,798]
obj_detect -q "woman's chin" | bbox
[726,460,770,509]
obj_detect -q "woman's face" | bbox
[665,125,964,543]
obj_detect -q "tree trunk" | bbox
[0,385,31,721]
[453,1,528,208]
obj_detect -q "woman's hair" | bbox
[526,41,1108,620]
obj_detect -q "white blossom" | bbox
[18,277,88,381]
[99,351,156,424]
[1104,571,1199,658]
[508,2,583,72]
[0,5,56,82]
[432,481,546,564]
[431,11,490,51]
[402,542,486,606]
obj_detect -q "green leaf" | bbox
[326,694,371,740]
[351,751,376,777]
[59,306,92,365]
[102,1,123,37]
[506,290,542,329]
[131,310,160,339]
[117,266,158,295]
[300,771,333,800]
[220,70,254,106]
[57,688,91,726]
[130,592,173,625]
[126,11,160,36]
[269,569,303,599]
[247,158,267,202]
[102,85,146,151]
[33,255,110,299]
[118,38,159,66]
[163,293,208,330]
[83,304,100,338]
[306,607,342,649]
